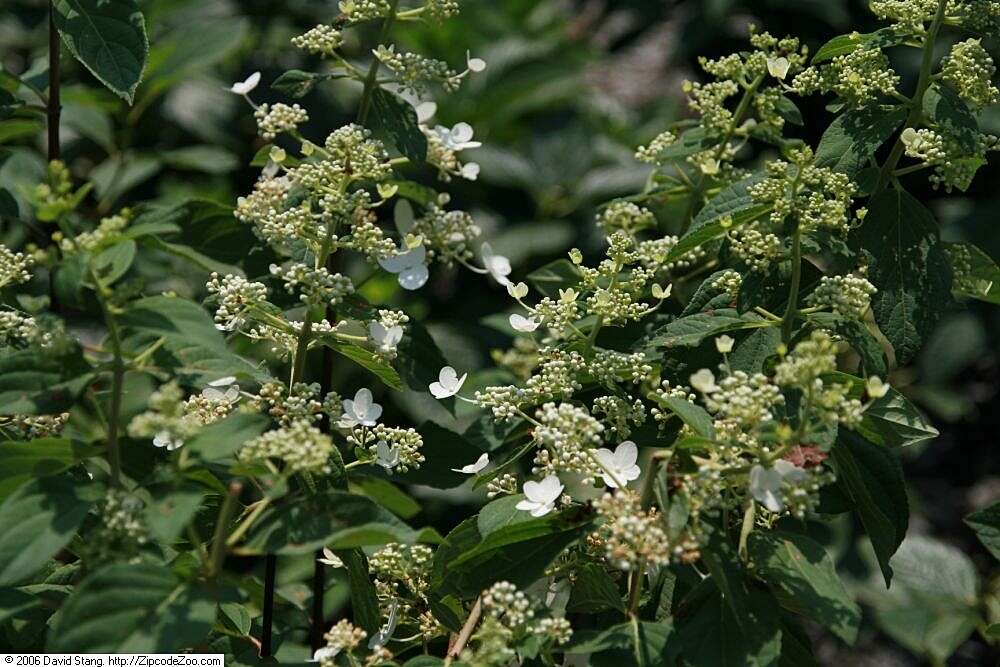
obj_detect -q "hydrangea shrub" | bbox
[1,0,1000,664]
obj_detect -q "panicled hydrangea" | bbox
[792,47,900,108]
[128,381,204,451]
[806,272,877,318]
[774,330,864,427]
[486,473,519,499]
[58,210,132,253]
[269,262,354,307]
[409,203,481,264]
[592,490,672,571]
[0,243,33,288]
[238,420,335,474]
[339,0,393,23]
[1,413,70,439]
[635,130,677,166]
[900,126,1000,192]
[374,45,461,94]
[254,102,309,140]
[942,39,998,109]
[205,273,269,332]
[83,489,149,564]
[348,423,425,473]
[291,24,343,55]
[531,402,604,476]
[314,619,366,667]
[370,543,434,598]
[597,201,656,234]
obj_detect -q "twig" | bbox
[47,1,60,161]
[447,596,482,659]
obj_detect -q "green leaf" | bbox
[0,475,103,586]
[369,88,427,164]
[0,344,95,415]
[143,18,248,93]
[161,145,239,174]
[946,241,1000,304]
[856,387,938,448]
[650,308,770,348]
[652,395,714,438]
[394,320,452,411]
[392,422,483,489]
[814,107,907,177]
[321,340,402,390]
[808,312,887,378]
[527,259,581,298]
[185,413,270,462]
[811,28,906,64]
[92,239,136,284]
[749,530,861,644]
[671,585,782,667]
[53,0,148,104]
[242,490,423,555]
[964,501,1000,560]
[923,83,979,152]
[567,563,625,614]
[0,438,99,502]
[830,430,908,586]
[351,476,420,519]
[651,126,719,160]
[338,548,381,634]
[272,70,325,98]
[432,506,591,599]
[144,484,206,543]
[49,561,217,651]
[858,189,952,364]
[730,327,782,374]
[668,175,771,263]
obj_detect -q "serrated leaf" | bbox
[567,563,625,614]
[964,501,1000,560]
[49,561,217,651]
[527,259,581,298]
[0,438,99,502]
[391,422,481,489]
[0,475,103,586]
[0,344,95,416]
[811,28,906,64]
[923,83,979,152]
[53,0,148,104]
[369,88,427,164]
[814,107,907,176]
[749,531,861,644]
[946,241,1000,304]
[650,308,770,348]
[653,395,714,438]
[321,340,402,390]
[830,430,908,586]
[858,189,952,364]
[667,175,771,263]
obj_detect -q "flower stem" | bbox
[873,0,949,196]
[447,596,482,659]
[208,481,243,577]
[780,223,802,344]
[47,1,60,161]
[357,0,401,125]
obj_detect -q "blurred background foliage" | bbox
[1,0,998,663]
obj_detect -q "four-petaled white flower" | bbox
[451,453,489,474]
[369,322,404,353]
[153,430,183,451]
[375,440,400,470]
[368,598,400,649]
[749,460,808,513]
[509,313,540,332]
[318,547,344,568]
[481,242,512,286]
[593,441,641,488]
[230,71,261,95]
[689,368,719,394]
[339,388,382,428]
[202,376,240,402]
[378,243,429,290]
[715,335,735,354]
[467,51,487,73]
[434,122,482,152]
[516,475,564,517]
[429,366,467,398]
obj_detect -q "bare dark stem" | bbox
[208,482,242,578]
[47,1,60,162]
[781,224,802,344]
[261,554,277,657]
[310,551,326,651]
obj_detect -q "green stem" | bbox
[208,482,243,577]
[873,0,949,196]
[226,496,273,547]
[627,568,644,617]
[356,0,401,125]
[780,224,802,344]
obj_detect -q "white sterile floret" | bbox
[507,281,529,299]
[767,56,790,79]
[369,321,404,353]
[434,122,482,151]
[452,452,489,474]
[461,162,480,181]
[153,430,184,451]
[339,388,382,428]
[509,313,540,332]
[415,101,437,124]
[367,598,400,650]
[467,51,487,73]
[749,460,808,513]
[481,242,512,286]
[429,366,467,398]
[866,375,890,399]
[378,243,429,290]
[593,441,642,488]
[202,376,240,402]
[715,335,735,354]
[311,646,340,663]
[375,440,400,470]
[689,368,720,394]
[230,71,261,95]
[318,547,344,568]
[515,475,564,517]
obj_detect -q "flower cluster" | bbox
[591,489,671,571]
[238,420,335,474]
